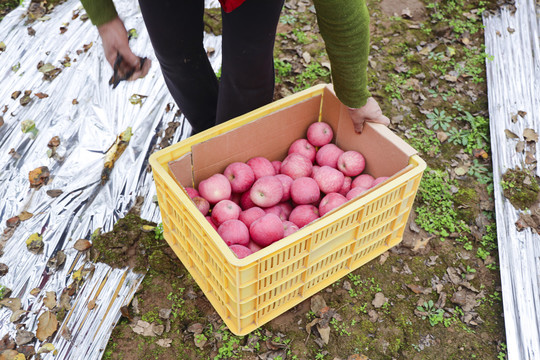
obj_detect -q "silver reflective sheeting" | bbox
[484,0,540,358]
[0,0,222,359]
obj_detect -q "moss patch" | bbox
[501,167,540,210]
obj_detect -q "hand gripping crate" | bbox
[149,84,426,335]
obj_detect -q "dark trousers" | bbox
[138,0,285,134]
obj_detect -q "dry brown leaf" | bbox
[73,239,92,251]
[523,128,538,142]
[518,110,527,118]
[87,300,96,310]
[10,309,26,323]
[504,129,519,139]
[525,151,536,164]
[0,298,21,312]
[72,99,79,105]
[43,291,56,310]
[35,92,49,99]
[36,311,58,341]
[511,114,518,123]
[30,288,41,296]
[47,136,60,148]
[18,211,33,221]
[46,189,63,198]
[28,166,50,188]
[516,141,526,153]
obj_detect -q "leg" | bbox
[217,0,285,124]
[138,0,218,134]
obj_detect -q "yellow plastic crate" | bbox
[149,84,426,335]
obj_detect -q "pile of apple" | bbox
[183,122,388,259]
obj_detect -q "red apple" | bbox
[312,165,345,194]
[307,121,333,147]
[240,191,256,210]
[250,176,283,208]
[272,160,282,174]
[337,151,366,177]
[339,176,352,196]
[283,220,300,237]
[290,177,320,205]
[277,202,293,220]
[198,174,232,204]
[319,192,348,216]
[352,174,374,189]
[239,207,266,228]
[316,144,344,168]
[185,187,199,199]
[346,186,368,200]
[212,199,241,226]
[247,157,275,179]
[229,244,253,259]
[288,138,316,163]
[372,176,389,187]
[264,204,287,221]
[206,216,218,231]
[311,165,320,177]
[192,196,210,216]
[289,204,319,228]
[218,219,250,246]
[224,162,255,193]
[281,153,313,180]
[247,241,263,253]
[275,174,293,202]
[250,213,284,247]
[230,192,242,206]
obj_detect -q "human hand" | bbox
[347,97,390,133]
[97,16,151,81]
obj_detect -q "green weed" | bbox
[417,300,445,326]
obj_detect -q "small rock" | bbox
[342,281,352,291]
[437,131,448,143]
[187,323,203,334]
[311,295,327,315]
[152,324,165,336]
[391,115,404,124]
[409,221,420,233]
[372,293,388,308]
[159,308,171,319]
[367,309,379,323]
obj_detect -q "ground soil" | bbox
[0,0,509,359]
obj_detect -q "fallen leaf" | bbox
[0,298,21,312]
[36,311,58,341]
[516,141,526,153]
[129,94,148,106]
[156,338,172,348]
[47,136,60,148]
[18,211,33,221]
[10,309,26,323]
[74,239,92,251]
[0,263,8,276]
[0,41,5,51]
[59,26,68,34]
[83,42,93,52]
[187,323,203,334]
[11,91,21,100]
[15,329,34,346]
[6,216,20,227]
[101,127,133,185]
[523,128,538,142]
[35,92,48,99]
[120,305,132,320]
[310,295,327,315]
[60,327,72,341]
[37,343,55,354]
[30,288,41,296]
[27,27,36,36]
[473,149,488,159]
[46,189,63,198]
[511,114,518,123]
[317,324,330,345]
[28,166,50,188]
[507,27,515,33]
[71,268,83,281]
[72,99,78,105]
[504,129,519,139]
[518,110,527,118]
[525,151,536,164]
[26,233,44,254]
[454,167,468,176]
[43,292,56,310]
[141,225,155,233]
[47,250,66,270]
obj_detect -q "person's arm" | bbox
[80,0,118,27]
[312,0,389,132]
[80,0,150,81]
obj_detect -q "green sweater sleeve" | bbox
[80,0,118,27]
[312,0,371,108]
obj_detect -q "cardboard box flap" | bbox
[168,153,193,189]
[191,95,322,185]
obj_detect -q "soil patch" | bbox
[379,0,427,21]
